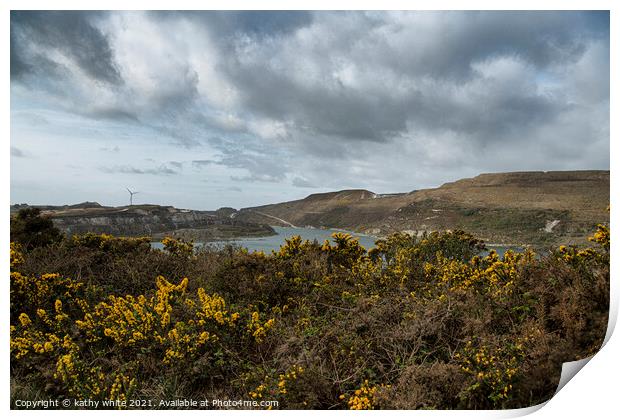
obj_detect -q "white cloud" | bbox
[10,11,609,208]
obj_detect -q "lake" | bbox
[152,226,521,255]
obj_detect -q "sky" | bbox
[10,11,610,210]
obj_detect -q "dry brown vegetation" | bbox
[238,171,610,247]
[10,210,609,410]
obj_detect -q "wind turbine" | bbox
[126,188,139,206]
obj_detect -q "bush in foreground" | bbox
[10,224,609,409]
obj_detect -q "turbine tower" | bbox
[126,188,139,206]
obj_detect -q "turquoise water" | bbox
[211,226,378,253]
[152,226,521,255]
[152,226,376,253]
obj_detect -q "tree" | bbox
[10,208,64,250]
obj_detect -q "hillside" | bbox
[10,203,275,241]
[237,170,610,247]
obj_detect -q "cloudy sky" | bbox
[10,11,609,210]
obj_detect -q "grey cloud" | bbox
[83,68,199,130]
[195,135,290,182]
[144,67,200,116]
[192,160,217,168]
[90,108,139,123]
[11,11,200,146]
[220,11,601,148]
[11,146,26,158]
[168,161,183,169]
[218,11,313,37]
[155,11,313,39]
[12,11,606,149]
[230,174,280,183]
[10,11,609,203]
[417,79,564,143]
[10,44,66,83]
[11,11,121,84]
[100,164,177,176]
[10,31,29,78]
[100,146,120,153]
[217,152,288,183]
[206,136,243,154]
[224,66,411,142]
[375,12,589,79]
[292,177,317,188]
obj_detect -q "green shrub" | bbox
[10,224,609,410]
[10,208,64,250]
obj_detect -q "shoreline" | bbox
[152,226,530,251]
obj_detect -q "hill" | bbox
[237,170,610,247]
[10,203,275,241]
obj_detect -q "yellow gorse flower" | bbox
[346,380,379,410]
[9,224,608,409]
[18,313,31,327]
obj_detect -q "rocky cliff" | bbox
[10,203,275,241]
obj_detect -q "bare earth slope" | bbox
[237,171,609,247]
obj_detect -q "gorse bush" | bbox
[10,223,609,409]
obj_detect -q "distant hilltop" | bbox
[12,170,610,247]
[11,201,104,211]
[235,170,610,247]
[10,203,275,242]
